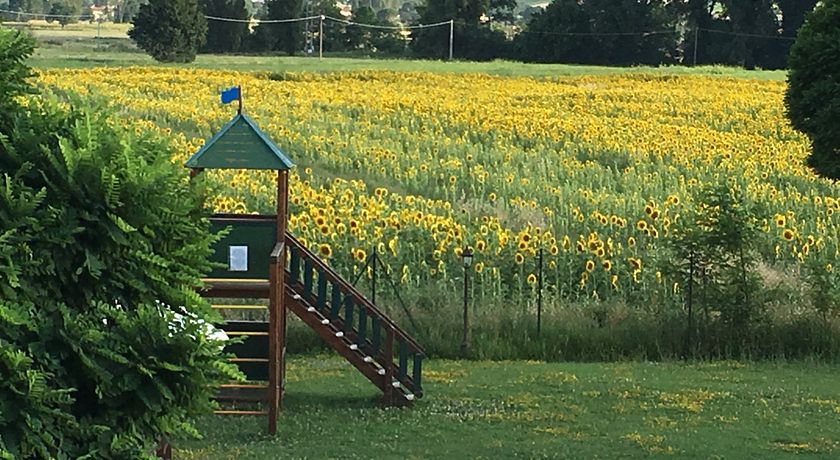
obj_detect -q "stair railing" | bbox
[285,232,425,398]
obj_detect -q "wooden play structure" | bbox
[185,108,425,434]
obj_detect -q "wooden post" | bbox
[267,250,279,435]
[276,170,289,406]
[267,169,289,435]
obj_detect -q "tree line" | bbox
[125,0,819,68]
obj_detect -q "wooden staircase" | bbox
[202,230,425,431]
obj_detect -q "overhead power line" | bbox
[203,14,320,24]
[323,16,453,30]
[699,27,797,41]
[517,29,679,37]
[0,7,92,19]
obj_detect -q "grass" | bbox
[178,355,840,459]
[5,20,788,80]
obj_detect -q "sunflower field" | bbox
[36,67,840,359]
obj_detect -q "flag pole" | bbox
[238,85,243,114]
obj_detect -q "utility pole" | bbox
[693,25,699,66]
[319,15,324,59]
[448,19,454,61]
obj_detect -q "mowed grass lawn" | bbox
[178,356,840,459]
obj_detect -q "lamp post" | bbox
[460,247,473,356]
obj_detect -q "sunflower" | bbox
[602,260,612,271]
[354,248,367,262]
[782,229,795,241]
[636,220,648,231]
[527,274,537,285]
[585,260,595,272]
[550,245,559,256]
[611,275,619,290]
[629,257,642,270]
[318,244,332,258]
[515,253,525,265]
[775,214,786,227]
[475,262,484,273]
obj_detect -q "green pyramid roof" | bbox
[185,113,294,170]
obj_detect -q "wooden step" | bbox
[201,278,270,298]
[212,304,268,310]
[229,357,269,363]
[214,410,268,416]
[218,383,268,389]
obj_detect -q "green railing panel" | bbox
[357,307,367,347]
[303,259,314,299]
[344,296,354,334]
[330,282,342,321]
[371,317,381,356]
[413,354,423,395]
[289,246,300,285]
[316,273,328,312]
[398,340,408,381]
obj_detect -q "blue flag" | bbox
[221,86,240,104]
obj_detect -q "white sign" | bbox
[229,245,248,272]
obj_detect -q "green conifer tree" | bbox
[129,0,208,62]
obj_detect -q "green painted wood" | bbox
[413,354,423,396]
[185,114,294,170]
[289,247,300,285]
[316,273,328,312]
[208,217,276,279]
[303,259,314,299]
[344,296,354,334]
[330,282,342,320]
[357,307,367,347]
[371,317,381,356]
[398,340,408,380]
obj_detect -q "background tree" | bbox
[410,0,510,60]
[47,0,82,27]
[345,5,403,54]
[251,0,302,54]
[515,0,678,66]
[129,0,207,62]
[785,0,840,179]
[315,0,346,53]
[201,0,249,53]
[113,0,143,23]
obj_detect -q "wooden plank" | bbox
[212,304,268,310]
[229,358,269,363]
[226,331,269,336]
[218,384,268,389]
[214,410,269,416]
